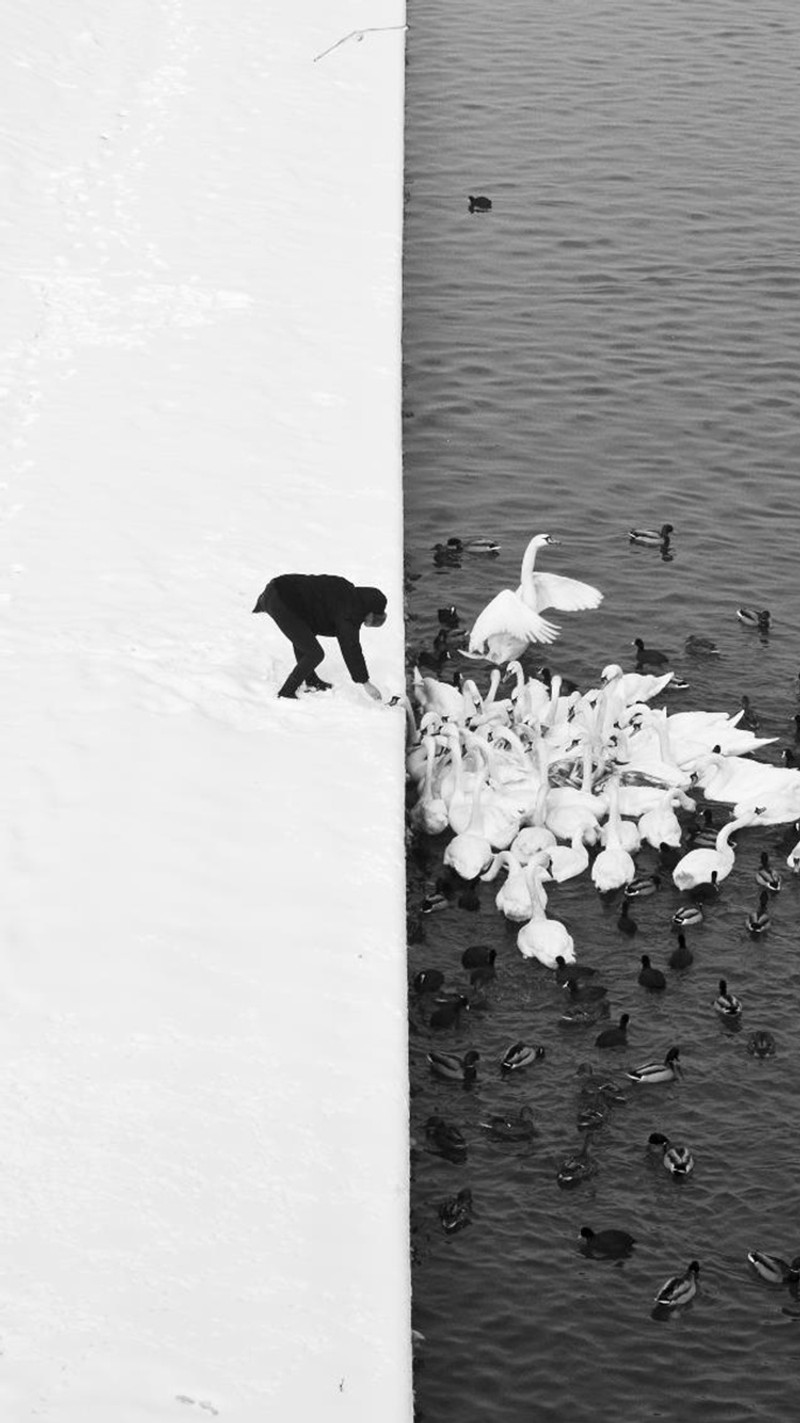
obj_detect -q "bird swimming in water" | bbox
[648,1131,694,1175]
[629,524,673,548]
[739,695,760,732]
[412,968,445,994]
[438,1187,473,1233]
[461,944,496,970]
[713,978,742,1018]
[756,851,782,892]
[746,1250,800,1286]
[632,638,670,668]
[425,1116,468,1162]
[654,1260,700,1310]
[557,1134,598,1188]
[668,932,694,971]
[553,955,599,985]
[737,607,770,631]
[684,634,721,657]
[671,903,703,929]
[746,889,771,935]
[746,1029,776,1058]
[467,534,603,664]
[480,1105,536,1141]
[442,536,500,555]
[617,900,638,936]
[638,955,666,991]
[627,1046,682,1084]
[595,1013,630,1049]
[437,605,462,630]
[429,993,471,1030]
[579,1226,636,1259]
[625,873,661,899]
[427,1048,480,1085]
[500,1041,545,1075]
[468,195,492,212]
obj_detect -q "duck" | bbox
[560,1000,610,1029]
[747,1029,776,1058]
[746,1250,800,1286]
[480,1105,536,1141]
[627,1046,682,1083]
[460,944,495,970]
[713,978,742,1017]
[672,903,703,929]
[427,1048,480,1085]
[564,978,608,1005]
[595,1013,630,1049]
[669,933,694,970]
[500,1041,545,1075]
[617,899,638,936]
[438,1187,473,1233]
[632,637,670,668]
[654,1260,700,1309]
[625,872,661,899]
[579,1226,636,1259]
[412,968,445,994]
[756,850,782,892]
[629,524,673,548]
[469,962,497,989]
[576,1094,610,1130]
[466,534,603,664]
[746,890,771,935]
[648,1131,694,1175]
[433,536,500,556]
[576,1063,628,1105]
[420,890,450,915]
[468,194,492,212]
[638,955,666,992]
[684,634,721,657]
[737,607,770,631]
[556,1134,598,1188]
[425,1116,468,1162]
[432,540,463,566]
[437,605,461,630]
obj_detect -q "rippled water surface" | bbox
[403,2,800,1419]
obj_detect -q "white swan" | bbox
[672,808,762,890]
[637,787,692,850]
[591,776,636,892]
[547,829,590,883]
[516,862,575,966]
[442,759,495,880]
[410,735,449,835]
[467,534,603,664]
[481,850,535,920]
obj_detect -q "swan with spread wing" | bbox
[466,534,603,665]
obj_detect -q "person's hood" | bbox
[355,586,388,618]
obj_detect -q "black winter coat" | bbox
[263,574,380,682]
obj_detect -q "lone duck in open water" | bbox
[654,1260,700,1310]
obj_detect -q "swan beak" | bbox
[546,536,562,545]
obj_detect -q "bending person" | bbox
[252,573,387,700]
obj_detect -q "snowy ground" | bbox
[0,2,409,1417]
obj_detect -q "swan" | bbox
[505,660,551,721]
[591,776,636,892]
[516,862,575,966]
[480,850,534,921]
[637,788,690,850]
[442,760,494,880]
[672,808,761,890]
[691,751,796,806]
[412,666,469,722]
[600,663,675,708]
[547,829,590,883]
[467,534,603,664]
[734,780,800,825]
[410,735,450,835]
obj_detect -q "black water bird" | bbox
[468,195,492,213]
[668,932,694,970]
[638,954,666,991]
[595,1013,630,1049]
[633,638,670,668]
[580,1225,636,1259]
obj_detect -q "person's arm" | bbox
[335,618,371,684]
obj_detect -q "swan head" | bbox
[601,664,623,682]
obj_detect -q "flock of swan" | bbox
[408,532,800,1316]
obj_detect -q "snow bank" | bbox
[0,1,409,1417]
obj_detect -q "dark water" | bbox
[403,2,800,1419]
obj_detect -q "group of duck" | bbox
[408,530,799,1316]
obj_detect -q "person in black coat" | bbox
[252,574,387,700]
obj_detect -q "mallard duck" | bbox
[666,675,690,691]
[746,890,771,935]
[580,1225,636,1258]
[747,1029,776,1058]
[627,1045,682,1083]
[595,1013,630,1049]
[412,968,445,994]
[617,899,638,936]
[629,524,673,548]
[421,891,450,915]
[746,1250,800,1285]
[668,932,694,970]
[460,944,495,970]
[654,1260,700,1309]
[557,1135,598,1189]
[432,540,463,566]
[714,978,742,1017]
[684,634,721,657]
[632,638,670,668]
[425,1115,468,1162]
[625,872,661,899]
[501,1041,545,1075]
[576,1063,628,1104]
[427,1048,480,1085]
[438,1187,473,1233]
[433,536,500,557]
[737,607,770,631]
[638,954,666,991]
[480,1105,536,1141]
[429,993,471,1030]
[648,1131,694,1175]
[672,903,703,929]
[576,1092,609,1131]
[468,195,492,213]
[756,851,782,892]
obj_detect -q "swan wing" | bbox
[469,590,560,654]
[518,571,603,614]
